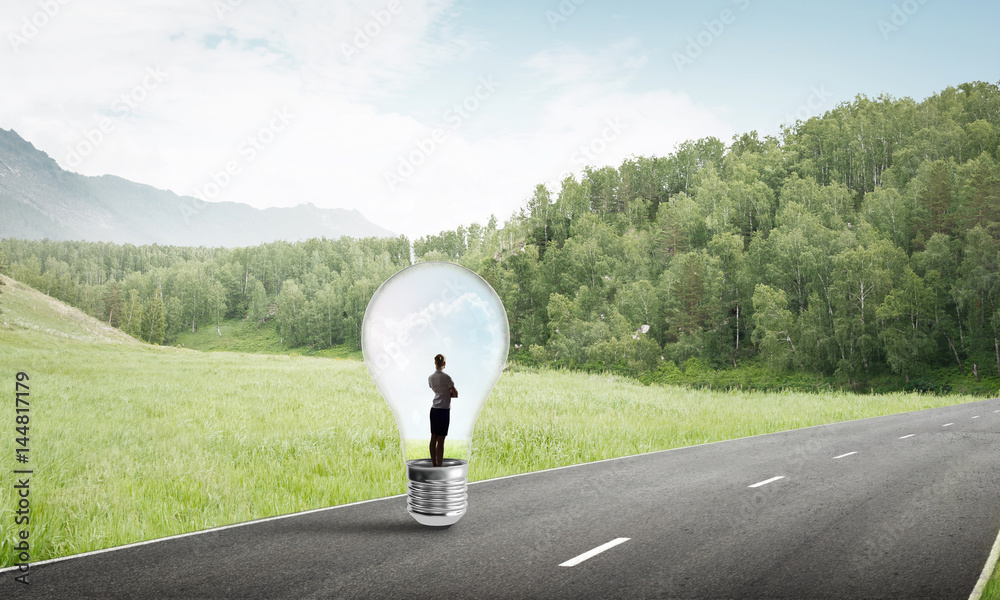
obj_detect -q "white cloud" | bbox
[1,1,733,241]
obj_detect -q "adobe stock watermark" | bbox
[878,0,930,40]
[65,66,167,169]
[673,0,751,73]
[341,0,403,63]
[181,106,294,224]
[383,76,499,192]
[775,85,834,131]
[8,0,71,54]
[572,117,627,167]
[545,0,586,30]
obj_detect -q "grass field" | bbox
[2,272,998,597]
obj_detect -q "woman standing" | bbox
[427,353,456,467]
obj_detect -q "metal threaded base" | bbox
[405,459,468,527]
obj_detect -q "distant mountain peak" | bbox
[0,128,396,246]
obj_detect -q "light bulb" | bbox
[361,261,509,527]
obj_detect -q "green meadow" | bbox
[0,273,996,585]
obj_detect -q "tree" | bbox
[912,159,957,245]
[693,167,734,237]
[122,289,144,339]
[723,153,776,243]
[314,281,343,348]
[830,238,908,379]
[666,137,725,197]
[764,201,843,318]
[525,183,555,256]
[617,155,669,218]
[653,193,704,261]
[144,292,166,345]
[876,270,932,380]
[209,279,227,337]
[861,187,913,254]
[584,165,621,216]
[542,290,613,369]
[751,284,796,371]
[248,279,269,326]
[497,244,546,348]
[954,226,1000,376]
[955,152,1000,239]
[276,279,306,346]
[103,280,123,328]
[615,279,660,337]
[659,250,721,363]
[708,231,750,364]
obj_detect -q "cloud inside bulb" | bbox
[377,291,498,367]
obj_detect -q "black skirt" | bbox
[430,408,450,436]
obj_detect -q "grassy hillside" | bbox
[0,274,994,573]
[1,274,141,345]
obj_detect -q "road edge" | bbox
[970,519,1000,600]
[0,492,406,574]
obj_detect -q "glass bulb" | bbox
[361,261,509,527]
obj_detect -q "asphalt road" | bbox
[4,398,1000,599]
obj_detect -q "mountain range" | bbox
[0,128,396,246]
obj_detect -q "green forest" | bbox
[2,81,999,393]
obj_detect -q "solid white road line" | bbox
[833,452,857,459]
[559,538,630,567]
[748,476,785,488]
[899,434,916,439]
[970,523,1000,600]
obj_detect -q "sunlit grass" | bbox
[0,329,403,566]
[470,366,983,479]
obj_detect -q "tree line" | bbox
[1,236,411,348]
[2,81,999,387]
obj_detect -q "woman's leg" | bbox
[429,434,443,466]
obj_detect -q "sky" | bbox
[2,0,998,241]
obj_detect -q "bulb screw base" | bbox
[405,458,468,527]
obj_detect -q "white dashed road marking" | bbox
[748,476,785,488]
[943,423,954,427]
[899,434,915,439]
[833,452,857,459]
[559,538,631,567]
